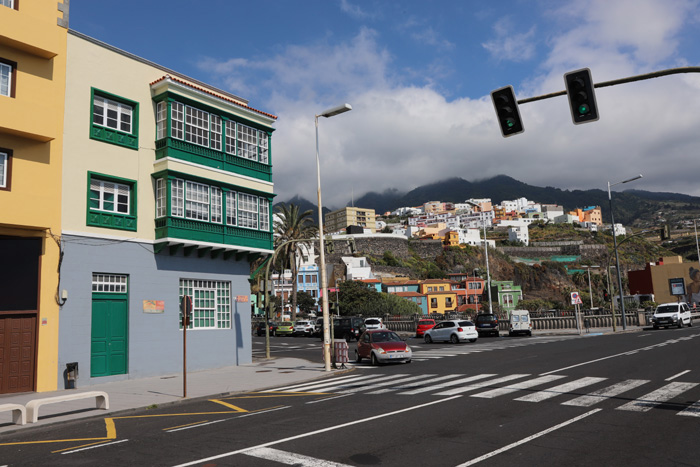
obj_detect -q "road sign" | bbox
[571,292,583,305]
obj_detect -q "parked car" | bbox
[652,302,692,329]
[415,319,436,337]
[509,309,532,336]
[333,316,366,341]
[276,321,294,336]
[475,313,500,337]
[293,320,315,336]
[355,330,412,365]
[364,317,384,330]
[255,321,277,337]
[314,317,324,337]
[424,320,478,344]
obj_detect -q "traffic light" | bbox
[491,85,524,138]
[564,68,599,124]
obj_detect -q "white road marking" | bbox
[666,370,691,381]
[245,447,352,466]
[515,377,607,403]
[471,375,567,399]
[455,409,602,466]
[261,374,380,392]
[617,382,699,412]
[338,374,436,394]
[678,401,700,417]
[562,379,649,407]
[61,439,129,455]
[435,374,530,396]
[399,374,497,395]
[314,374,410,393]
[369,374,465,394]
[305,394,352,404]
[171,396,462,467]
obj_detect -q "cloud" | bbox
[339,0,374,20]
[482,17,537,62]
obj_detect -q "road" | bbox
[1,328,699,466]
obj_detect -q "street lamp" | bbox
[581,265,600,309]
[316,103,352,372]
[608,174,643,330]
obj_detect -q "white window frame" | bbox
[156,101,167,140]
[155,178,166,218]
[210,115,222,151]
[179,279,231,330]
[238,193,258,229]
[0,151,7,188]
[185,181,210,222]
[185,106,209,147]
[1,0,14,8]
[171,178,184,217]
[171,102,184,140]
[0,62,11,97]
[258,130,268,164]
[259,197,270,231]
[92,273,128,293]
[225,121,236,154]
[211,187,222,224]
[237,124,257,160]
[90,179,131,215]
[226,191,237,226]
[93,95,133,134]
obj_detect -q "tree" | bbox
[293,291,316,315]
[274,203,317,321]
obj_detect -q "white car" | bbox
[293,320,315,336]
[424,319,478,344]
[364,318,385,330]
[652,302,692,329]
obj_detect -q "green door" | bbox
[91,297,128,377]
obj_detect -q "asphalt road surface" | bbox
[2,328,699,466]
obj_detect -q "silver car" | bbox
[424,319,478,344]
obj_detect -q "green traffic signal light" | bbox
[564,68,599,124]
[491,86,524,137]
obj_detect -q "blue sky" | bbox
[71,0,700,208]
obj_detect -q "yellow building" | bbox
[418,280,458,314]
[324,206,377,233]
[0,0,68,393]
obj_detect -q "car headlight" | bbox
[405,346,411,353]
[377,348,387,354]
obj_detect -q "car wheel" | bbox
[272,330,276,337]
[371,352,380,366]
[343,333,352,342]
[406,359,412,364]
[653,324,658,330]
[509,331,514,337]
[469,339,476,343]
[450,334,459,344]
[355,349,362,363]
[528,331,532,337]
[494,331,500,337]
[689,319,693,327]
[678,320,684,329]
[424,334,432,344]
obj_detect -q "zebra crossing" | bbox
[409,336,576,361]
[261,372,700,417]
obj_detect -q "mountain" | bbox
[276,176,700,227]
[273,195,330,224]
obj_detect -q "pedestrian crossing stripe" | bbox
[264,372,700,416]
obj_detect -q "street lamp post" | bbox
[608,174,643,331]
[316,103,352,372]
[694,219,700,268]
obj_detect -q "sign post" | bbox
[181,295,193,398]
[571,292,583,335]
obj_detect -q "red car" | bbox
[355,330,412,366]
[415,319,436,337]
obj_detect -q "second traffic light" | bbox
[564,68,599,125]
[491,85,524,138]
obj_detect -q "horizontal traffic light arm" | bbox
[516,66,700,105]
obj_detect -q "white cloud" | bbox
[340,0,374,20]
[482,17,537,62]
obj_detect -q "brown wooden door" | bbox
[0,315,37,393]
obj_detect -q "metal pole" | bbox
[483,213,493,314]
[587,267,594,309]
[606,267,617,332]
[609,181,627,330]
[316,116,332,372]
[695,220,700,267]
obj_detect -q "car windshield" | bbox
[365,319,381,325]
[512,316,520,322]
[656,305,678,314]
[478,315,496,322]
[281,322,292,326]
[458,321,474,326]
[521,316,529,322]
[372,332,401,342]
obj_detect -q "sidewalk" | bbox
[0,356,335,435]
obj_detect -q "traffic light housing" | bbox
[491,85,524,138]
[564,68,599,124]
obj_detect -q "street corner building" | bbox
[1,1,277,393]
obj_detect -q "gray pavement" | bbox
[0,325,646,436]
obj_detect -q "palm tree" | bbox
[273,203,317,321]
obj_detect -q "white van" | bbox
[509,310,532,336]
[652,302,692,329]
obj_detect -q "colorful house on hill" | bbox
[453,276,486,311]
[395,292,428,315]
[383,280,421,294]
[489,280,523,314]
[57,29,275,388]
[360,278,382,292]
[419,279,458,314]
[0,0,69,393]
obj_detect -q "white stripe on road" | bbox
[470,375,567,399]
[261,374,380,393]
[616,382,699,412]
[316,374,410,393]
[678,401,700,417]
[399,374,497,395]
[245,447,352,466]
[666,370,691,381]
[435,374,530,396]
[369,374,465,394]
[562,379,649,407]
[171,396,462,467]
[61,439,129,455]
[338,374,437,394]
[455,409,602,466]
[515,377,607,403]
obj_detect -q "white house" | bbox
[508,226,529,246]
[342,256,374,281]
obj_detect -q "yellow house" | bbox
[0,0,68,393]
[419,280,458,314]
